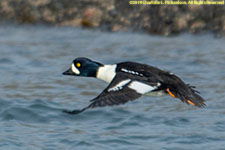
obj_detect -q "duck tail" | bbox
[166,84,206,107]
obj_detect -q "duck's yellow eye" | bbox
[76,62,81,67]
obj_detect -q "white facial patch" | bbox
[108,79,131,92]
[71,63,80,74]
[128,81,159,94]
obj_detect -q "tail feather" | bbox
[167,85,206,107]
[183,87,206,107]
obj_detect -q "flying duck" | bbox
[62,57,206,114]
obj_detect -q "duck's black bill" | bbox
[62,68,75,76]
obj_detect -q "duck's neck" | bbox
[96,64,116,83]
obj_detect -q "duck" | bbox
[62,57,206,114]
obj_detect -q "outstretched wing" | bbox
[63,72,160,114]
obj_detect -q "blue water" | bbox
[0,25,225,150]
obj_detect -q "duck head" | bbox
[63,57,103,77]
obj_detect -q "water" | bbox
[0,25,225,150]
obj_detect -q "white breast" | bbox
[96,64,116,83]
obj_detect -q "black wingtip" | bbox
[63,109,85,115]
[63,105,91,115]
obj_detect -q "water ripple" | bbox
[0,26,224,150]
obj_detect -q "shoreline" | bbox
[0,0,224,36]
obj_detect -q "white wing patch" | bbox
[128,81,160,94]
[108,79,131,92]
[121,68,143,76]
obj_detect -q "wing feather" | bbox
[63,69,162,115]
